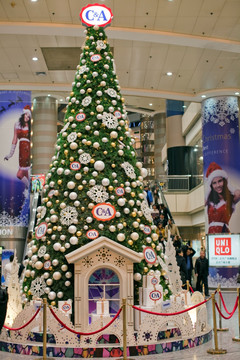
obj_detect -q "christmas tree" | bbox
[22,7,170,308]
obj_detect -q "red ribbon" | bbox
[215,296,238,320]
[189,286,194,293]
[3,307,41,331]
[49,307,122,335]
[133,298,208,316]
[219,291,234,315]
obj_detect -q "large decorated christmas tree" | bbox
[22,4,170,308]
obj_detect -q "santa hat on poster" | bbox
[205,162,229,201]
[23,105,31,117]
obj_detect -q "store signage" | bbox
[59,300,72,315]
[75,112,86,122]
[35,222,48,239]
[80,4,113,28]
[86,229,99,239]
[151,277,158,286]
[143,247,157,264]
[70,162,81,171]
[208,234,240,266]
[90,54,102,62]
[48,189,55,198]
[115,187,125,196]
[149,290,162,302]
[44,260,51,270]
[143,225,151,235]
[92,203,116,221]
[114,110,122,119]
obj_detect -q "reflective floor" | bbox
[0,291,239,359]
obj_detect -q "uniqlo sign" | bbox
[214,237,231,256]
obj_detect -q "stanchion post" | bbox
[232,288,240,342]
[202,284,205,298]
[217,284,229,332]
[42,298,47,360]
[122,298,127,360]
[207,293,227,355]
[186,280,189,292]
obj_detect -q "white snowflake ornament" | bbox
[67,132,77,143]
[105,88,117,98]
[141,199,153,222]
[60,206,78,225]
[102,112,118,129]
[97,40,106,50]
[87,185,109,203]
[79,65,87,74]
[121,162,136,179]
[38,246,46,258]
[82,96,92,107]
[30,276,47,298]
[79,152,91,164]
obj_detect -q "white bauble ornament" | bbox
[65,272,72,279]
[65,169,70,175]
[53,272,61,280]
[92,171,98,177]
[65,243,70,249]
[65,281,71,287]
[115,211,121,217]
[117,223,124,229]
[133,221,139,228]
[152,233,159,241]
[60,202,66,209]
[94,160,105,171]
[27,250,33,258]
[31,270,35,278]
[84,225,88,230]
[60,246,66,252]
[125,187,131,193]
[61,264,68,272]
[141,168,148,178]
[53,243,61,251]
[112,172,117,178]
[32,245,38,253]
[49,181,55,188]
[110,131,118,139]
[98,223,104,230]
[52,259,59,266]
[70,142,78,150]
[48,291,56,300]
[96,105,104,112]
[60,235,66,241]
[43,272,49,279]
[97,114,102,120]
[35,261,43,270]
[134,273,142,281]
[102,137,108,143]
[69,192,77,200]
[117,233,125,242]
[25,269,31,277]
[94,130,99,136]
[68,225,77,234]
[93,142,100,148]
[89,179,96,186]
[67,181,75,189]
[70,236,78,245]
[31,255,38,263]
[97,90,102,96]
[50,215,58,223]
[75,173,82,180]
[74,200,80,207]
[57,292,64,299]
[124,208,130,214]
[118,150,124,156]
[146,237,152,243]
[109,225,116,232]
[88,203,94,209]
[44,253,50,260]
[102,178,110,186]
[131,232,139,241]
[46,278,53,286]
[117,198,125,206]
[86,217,93,223]
[64,191,68,197]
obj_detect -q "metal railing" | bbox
[154,175,203,192]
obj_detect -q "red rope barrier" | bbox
[49,307,122,335]
[133,298,209,316]
[215,296,239,320]
[3,307,41,331]
[219,291,233,315]
[189,285,194,293]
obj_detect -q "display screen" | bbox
[208,234,240,267]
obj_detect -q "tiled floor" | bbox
[0,291,239,360]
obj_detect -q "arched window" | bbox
[88,268,120,324]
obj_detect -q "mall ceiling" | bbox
[0,0,239,113]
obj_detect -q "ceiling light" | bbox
[166,72,172,76]
[201,95,206,98]
[32,57,38,61]
[149,103,153,106]
[235,92,239,95]
[183,105,186,108]
[60,98,63,102]
[31,0,38,2]
[48,94,51,97]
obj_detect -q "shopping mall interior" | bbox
[0,0,239,359]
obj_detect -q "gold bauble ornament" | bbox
[51,301,56,306]
[131,212,137,217]
[103,151,108,155]
[68,102,72,106]
[28,290,32,295]
[63,144,67,147]
[152,243,156,249]
[49,266,53,271]
[120,136,123,140]
[53,226,57,231]
[120,183,124,187]
[77,231,82,236]
[83,74,87,79]
[50,163,53,168]
[70,91,74,96]
[131,192,136,197]
[85,46,89,50]
[161,270,166,276]
[47,241,51,245]
[137,218,141,222]
[64,150,68,155]
[128,240,133,246]
[111,142,116,147]
[81,207,85,211]
[90,112,94,115]
[44,197,49,202]
[108,186,113,191]
[56,200,59,203]
[87,88,92,93]
[77,133,82,137]
[111,164,116,168]
[87,140,92,146]
[85,52,88,55]
[47,228,52,234]
[78,185,83,190]
[57,180,62,185]
[104,40,107,44]
[121,97,125,102]
[86,36,89,40]
[144,267,148,273]
[90,159,95,164]
[123,222,127,227]
[61,160,65,164]
[71,109,75,113]
[70,157,74,162]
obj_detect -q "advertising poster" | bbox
[1,249,14,284]
[31,174,45,193]
[202,96,240,234]
[0,91,31,229]
[208,234,240,288]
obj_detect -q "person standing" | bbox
[0,285,8,332]
[184,246,196,285]
[159,203,172,224]
[144,185,153,207]
[195,250,209,296]
[176,248,188,288]
[3,254,14,288]
[165,218,180,240]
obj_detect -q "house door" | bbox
[88,268,120,324]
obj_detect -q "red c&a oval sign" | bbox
[80,4,113,28]
[92,203,116,221]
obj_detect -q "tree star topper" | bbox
[80,3,113,28]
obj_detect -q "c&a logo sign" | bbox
[214,237,231,255]
[80,4,113,28]
[92,203,116,221]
